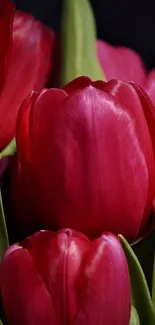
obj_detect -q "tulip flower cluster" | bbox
[0,0,155,325]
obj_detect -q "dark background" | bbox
[14,0,155,71]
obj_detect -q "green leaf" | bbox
[119,235,155,325]
[129,306,140,325]
[0,139,15,259]
[133,229,155,293]
[0,192,9,261]
[0,319,3,325]
[0,138,16,160]
[60,0,105,87]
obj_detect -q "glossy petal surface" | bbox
[1,230,131,325]
[75,233,130,325]
[28,84,149,239]
[0,11,55,150]
[0,244,57,325]
[15,77,155,240]
[25,229,90,325]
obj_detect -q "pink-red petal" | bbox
[0,0,14,93]
[63,76,92,95]
[24,229,90,325]
[27,86,149,239]
[144,68,155,103]
[0,11,55,150]
[0,244,57,325]
[97,40,146,85]
[16,91,38,167]
[74,232,131,325]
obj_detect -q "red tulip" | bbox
[13,76,155,241]
[97,40,155,104]
[0,229,131,325]
[0,0,56,151]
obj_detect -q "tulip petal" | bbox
[103,79,155,150]
[63,76,92,95]
[14,93,38,235]
[97,40,146,86]
[24,229,90,325]
[0,244,57,325]
[129,82,155,158]
[30,85,149,239]
[75,233,131,325]
[93,79,152,174]
[97,40,124,81]
[116,47,146,86]
[144,69,155,104]
[0,0,14,93]
[92,80,106,90]
[128,82,155,230]
[15,89,67,235]
[16,91,39,167]
[0,11,55,150]
[29,88,67,171]
[103,80,155,233]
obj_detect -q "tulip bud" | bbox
[14,77,155,241]
[0,230,131,325]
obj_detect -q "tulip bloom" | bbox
[97,40,155,103]
[0,229,131,325]
[13,76,155,241]
[0,0,56,150]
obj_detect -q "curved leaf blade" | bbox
[129,306,140,325]
[119,235,155,325]
[0,138,16,160]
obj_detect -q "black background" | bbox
[14,0,155,71]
